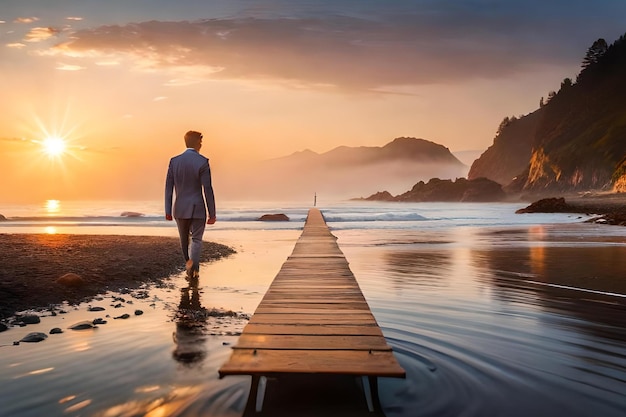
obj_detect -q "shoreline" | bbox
[0,233,235,321]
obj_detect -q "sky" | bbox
[1,0,625,203]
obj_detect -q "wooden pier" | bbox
[218,208,405,415]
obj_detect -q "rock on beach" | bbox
[17,314,41,325]
[19,332,48,343]
[68,321,97,330]
[57,273,85,287]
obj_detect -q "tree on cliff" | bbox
[581,38,608,69]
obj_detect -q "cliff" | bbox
[613,156,626,192]
[469,33,626,195]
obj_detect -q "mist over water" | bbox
[1,201,625,416]
[217,159,469,201]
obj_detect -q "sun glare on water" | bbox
[42,136,67,157]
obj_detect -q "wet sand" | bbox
[0,233,235,320]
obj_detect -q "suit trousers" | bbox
[175,217,206,270]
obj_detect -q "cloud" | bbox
[66,17,83,21]
[56,63,86,71]
[25,26,60,42]
[46,4,625,91]
[6,43,26,49]
[14,17,39,24]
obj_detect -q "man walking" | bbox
[165,130,216,278]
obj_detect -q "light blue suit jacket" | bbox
[165,149,216,219]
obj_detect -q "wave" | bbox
[323,212,428,222]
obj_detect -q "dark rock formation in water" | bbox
[515,197,571,213]
[362,191,395,201]
[120,211,144,217]
[363,177,506,202]
[516,195,626,225]
[258,213,290,221]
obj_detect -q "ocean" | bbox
[1,199,626,416]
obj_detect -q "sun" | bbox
[42,136,67,157]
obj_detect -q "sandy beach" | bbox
[0,233,235,320]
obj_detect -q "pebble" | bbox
[19,332,48,342]
[50,328,63,334]
[18,314,41,325]
[68,320,97,330]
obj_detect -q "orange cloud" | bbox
[14,17,39,24]
[56,63,86,71]
[25,26,60,42]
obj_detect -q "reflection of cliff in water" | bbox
[473,245,626,341]
[173,275,208,366]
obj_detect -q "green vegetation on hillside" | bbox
[470,33,626,194]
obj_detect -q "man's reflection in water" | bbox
[173,275,208,365]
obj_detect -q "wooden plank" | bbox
[249,314,377,325]
[255,304,370,311]
[241,324,384,336]
[219,350,406,377]
[262,295,365,304]
[254,307,372,315]
[257,298,367,305]
[234,335,392,351]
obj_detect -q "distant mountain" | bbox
[218,137,467,201]
[469,33,626,195]
[270,137,463,167]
